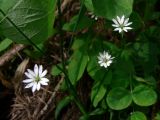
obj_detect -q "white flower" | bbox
[112,15,132,33]
[88,12,98,21]
[23,64,49,93]
[98,51,114,68]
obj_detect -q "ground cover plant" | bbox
[0,0,160,120]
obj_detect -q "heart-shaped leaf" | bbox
[92,0,133,20]
[132,85,157,106]
[107,87,132,110]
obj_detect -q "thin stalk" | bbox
[68,0,86,51]
[109,110,113,120]
[0,9,44,53]
[57,0,87,116]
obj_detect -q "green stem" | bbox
[121,32,124,39]
[109,110,113,120]
[68,0,86,51]
[57,0,88,117]
[0,9,43,53]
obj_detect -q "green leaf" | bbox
[155,112,160,120]
[91,81,107,107]
[132,85,157,106]
[106,87,132,110]
[111,60,133,88]
[23,43,45,59]
[0,0,56,44]
[133,40,159,74]
[129,111,147,120]
[72,37,86,50]
[80,108,105,120]
[92,0,133,20]
[130,12,143,30]
[55,96,73,120]
[91,71,112,107]
[133,42,149,61]
[51,63,63,76]
[68,37,89,85]
[68,50,88,85]
[84,0,94,12]
[0,38,12,52]
[89,108,106,115]
[134,76,156,87]
[121,48,133,61]
[63,15,92,32]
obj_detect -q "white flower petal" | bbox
[27,69,35,77]
[118,28,123,33]
[125,22,132,26]
[104,64,108,68]
[25,72,34,79]
[40,70,47,77]
[40,80,48,86]
[114,28,121,32]
[124,18,129,25]
[32,83,37,93]
[25,82,34,88]
[123,28,128,32]
[112,18,119,25]
[97,51,114,68]
[112,15,132,33]
[95,17,98,21]
[34,64,39,76]
[23,64,49,92]
[124,27,132,30]
[23,79,33,83]
[39,65,43,75]
[112,24,119,27]
[120,15,125,24]
[91,15,94,18]
[37,82,41,91]
[117,16,121,24]
[41,78,49,83]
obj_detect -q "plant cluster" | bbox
[0,0,160,119]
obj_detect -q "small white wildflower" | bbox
[88,12,98,21]
[112,15,132,33]
[98,51,114,68]
[23,64,49,93]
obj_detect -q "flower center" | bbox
[119,24,124,29]
[35,76,40,82]
[103,58,109,63]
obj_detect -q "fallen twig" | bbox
[55,0,73,16]
[0,44,26,66]
[38,76,64,119]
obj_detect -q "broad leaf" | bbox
[111,59,134,88]
[129,111,147,120]
[68,50,88,85]
[63,15,92,32]
[155,112,160,120]
[68,37,89,85]
[106,87,132,110]
[0,0,56,44]
[92,0,133,20]
[90,70,112,107]
[55,96,73,120]
[132,85,157,106]
[51,63,63,76]
[0,38,12,52]
[84,0,94,12]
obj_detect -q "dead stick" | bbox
[55,0,73,16]
[0,44,25,66]
[38,76,64,118]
